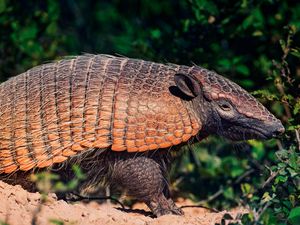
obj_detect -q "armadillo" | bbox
[0,54,284,216]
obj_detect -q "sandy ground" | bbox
[0,181,246,225]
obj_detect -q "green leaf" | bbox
[72,164,85,180]
[291,49,300,58]
[46,22,58,35]
[241,183,254,196]
[289,195,296,208]
[20,24,38,40]
[287,168,297,177]
[288,207,300,225]
[49,218,64,225]
[261,192,272,203]
[240,79,254,88]
[293,101,300,115]
[288,125,300,131]
[242,8,264,30]
[251,90,279,101]
[236,64,250,76]
[252,30,263,36]
[275,175,288,183]
[151,29,161,39]
[218,58,231,69]
[223,187,234,200]
[279,39,286,51]
[53,181,67,192]
[0,0,6,14]
[248,140,265,160]
[194,0,219,16]
[241,0,248,8]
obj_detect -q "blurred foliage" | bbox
[0,0,299,224]
[30,165,85,225]
[31,164,86,193]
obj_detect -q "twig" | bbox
[261,170,280,189]
[197,188,224,205]
[276,140,284,151]
[280,26,294,84]
[66,192,125,209]
[250,158,265,171]
[105,186,111,204]
[273,26,296,120]
[235,169,255,184]
[31,194,47,225]
[193,168,255,208]
[274,76,292,119]
[295,128,300,151]
[254,201,272,223]
[180,204,219,213]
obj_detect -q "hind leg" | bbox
[110,155,183,217]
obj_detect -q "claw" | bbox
[148,195,184,217]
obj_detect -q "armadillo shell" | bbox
[0,55,201,173]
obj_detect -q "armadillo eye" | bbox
[219,102,231,111]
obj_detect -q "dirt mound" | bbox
[0,181,246,225]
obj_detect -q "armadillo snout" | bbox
[268,120,285,138]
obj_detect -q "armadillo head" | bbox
[174,67,285,141]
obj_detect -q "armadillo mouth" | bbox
[215,117,283,141]
[249,123,284,140]
[240,123,278,140]
[249,128,270,140]
[223,125,271,141]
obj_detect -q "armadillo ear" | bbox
[174,73,201,98]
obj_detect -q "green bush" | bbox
[0,0,299,224]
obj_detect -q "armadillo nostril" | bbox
[272,125,285,137]
[278,126,285,134]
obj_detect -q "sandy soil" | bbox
[0,181,246,225]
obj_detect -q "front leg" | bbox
[110,155,183,217]
[146,192,184,217]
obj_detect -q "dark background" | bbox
[0,1,299,224]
